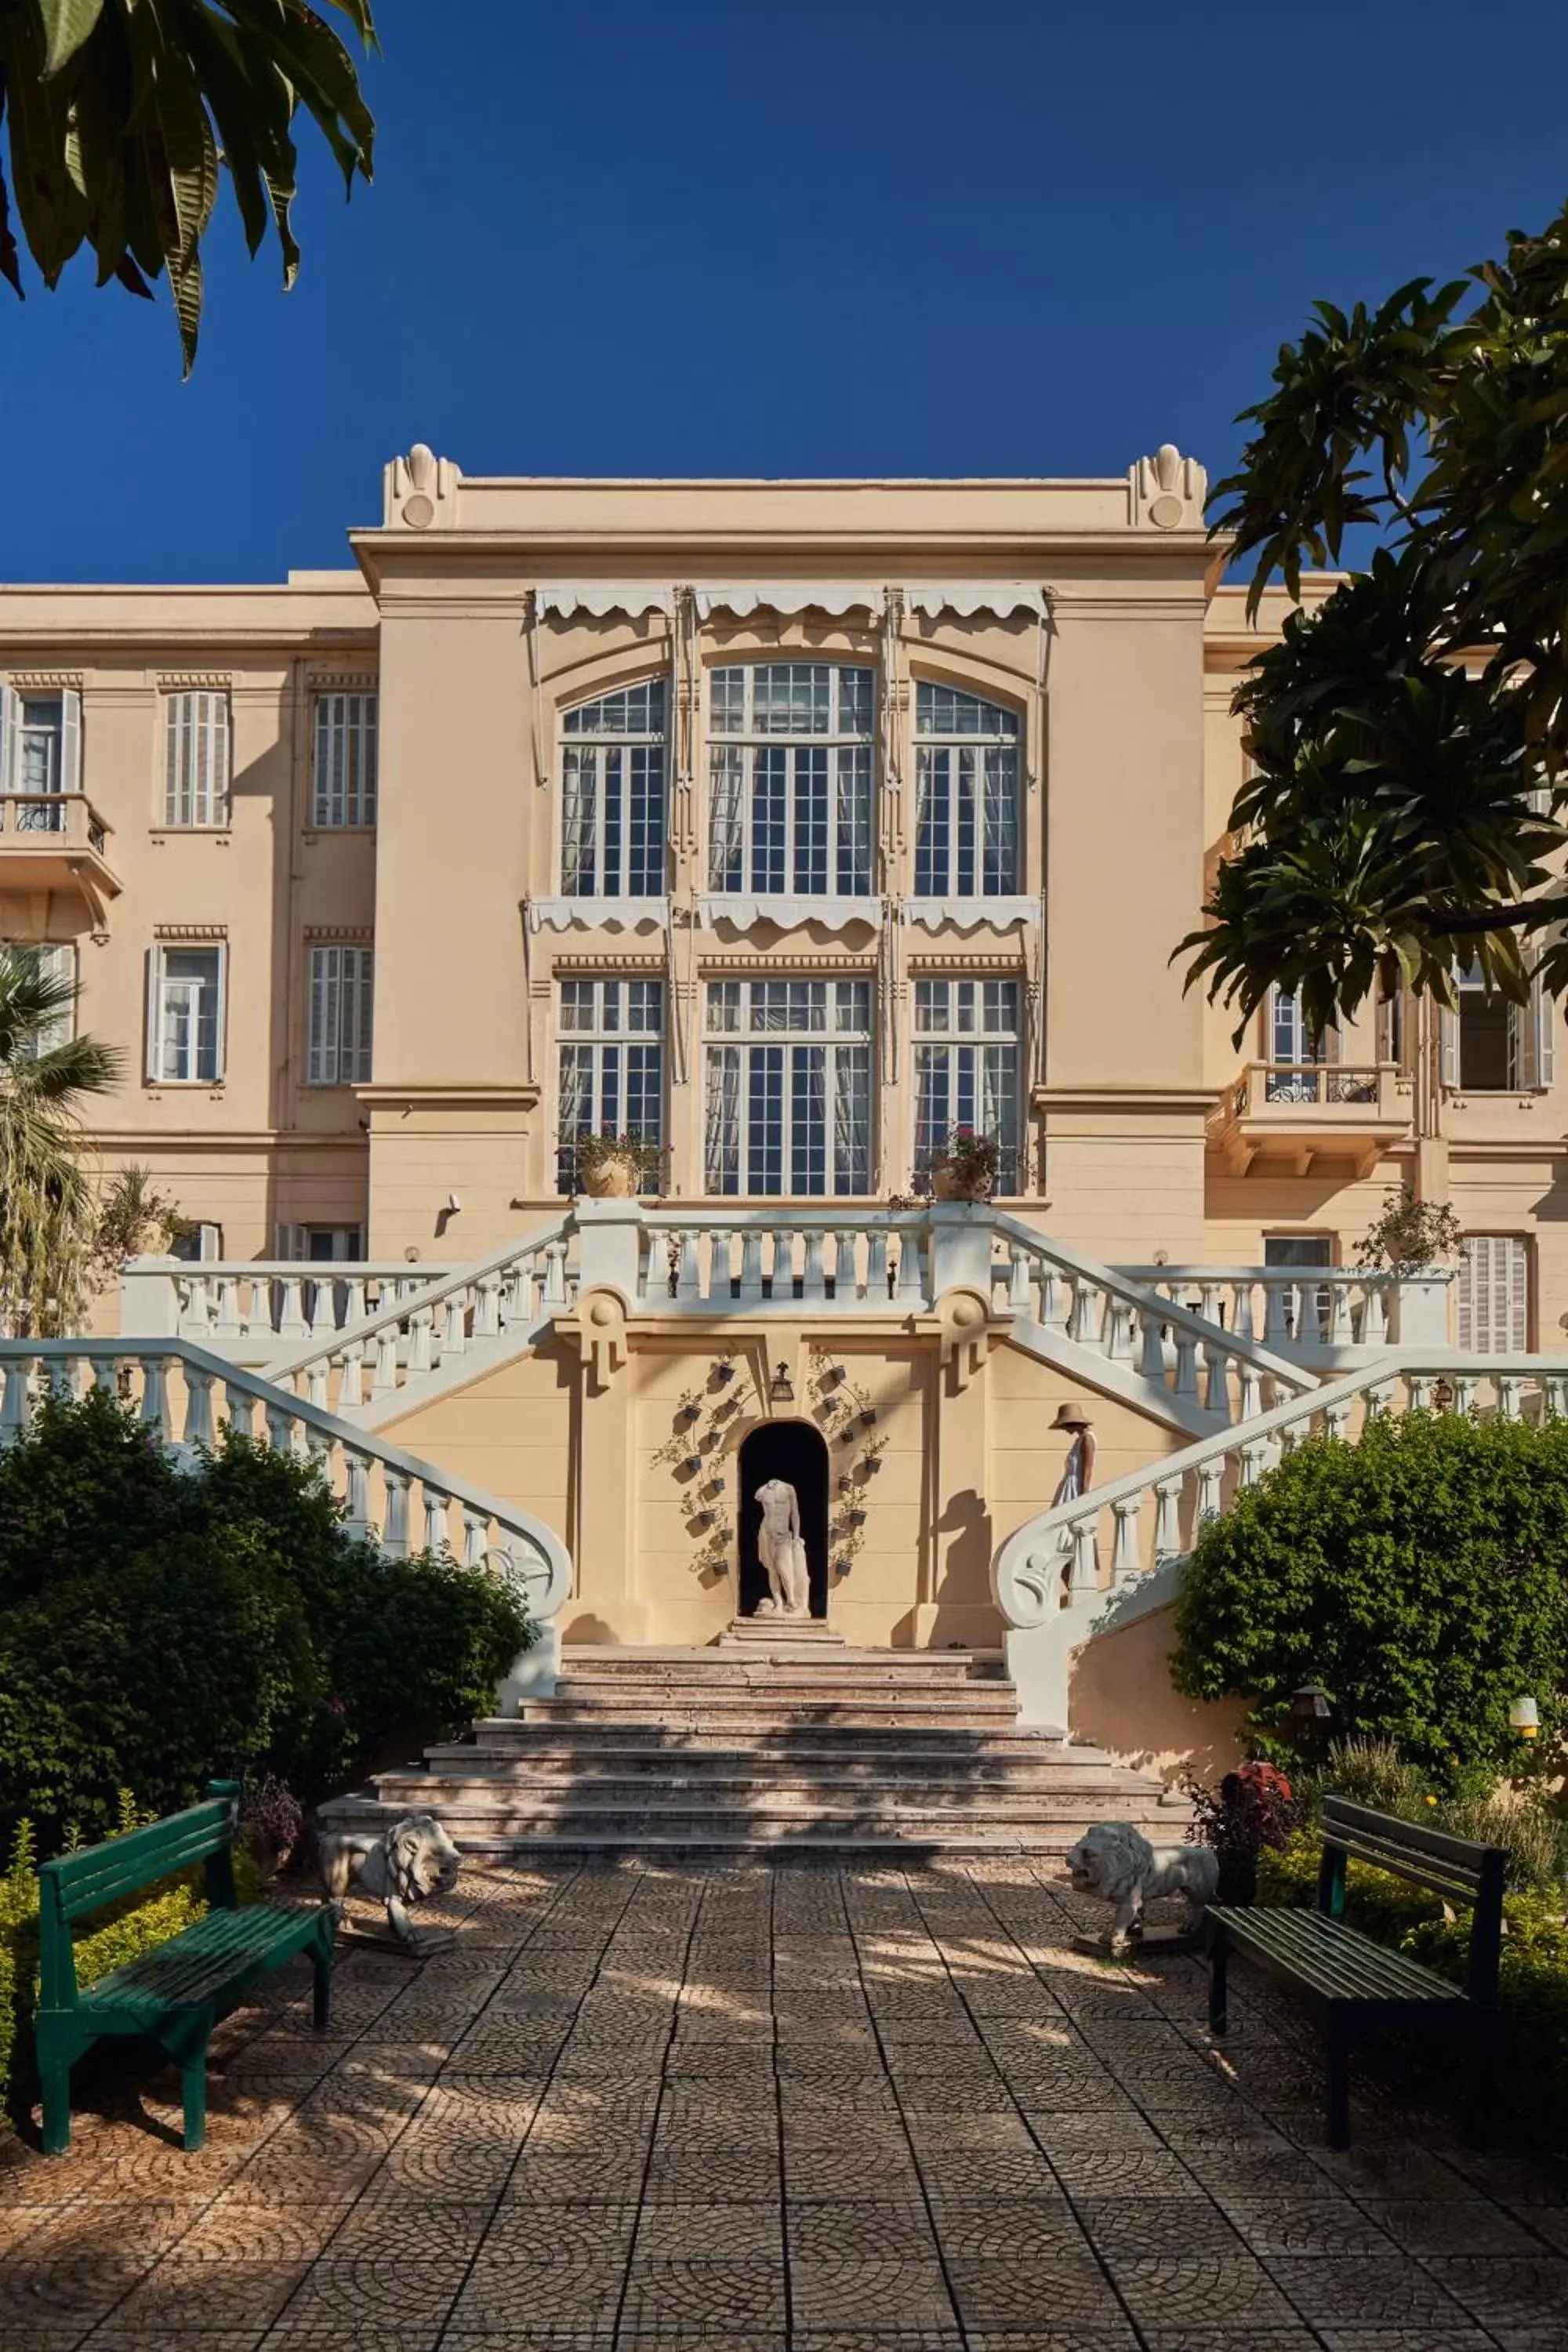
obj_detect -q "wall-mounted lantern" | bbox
[768,1362,794,1406]
[1508,1694,1541,1741]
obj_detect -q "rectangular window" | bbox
[1,941,74,1058]
[703,977,872,1196]
[2,685,80,830]
[170,1222,223,1262]
[162,690,230,828]
[1446,964,1556,1092]
[1457,1235,1530,1352]
[707,665,873,898]
[556,976,665,1194]
[149,944,224,1083]
[561,680,666,897]
[311,692,378,827]
[913,683,1020,896]
[913,978,1022,1192]
[307,945,374,1086]
[1264,1231,1334,1343]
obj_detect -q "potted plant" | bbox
[572,1127,658,1200]
[931,1125,1001,1203]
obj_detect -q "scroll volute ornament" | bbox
[1131,443,1207,531]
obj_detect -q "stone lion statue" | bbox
[1064,1821,1219,1955]
[318,1810,462,1952]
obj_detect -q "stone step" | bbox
[558,1648,1004,1679]
[522,1697,1022,1728]
[417,1744,1163,1791]
[459,1721,1094,1755]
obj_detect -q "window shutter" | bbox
[347,946,373,1082]
[307,946,338,1085]
[144,946,162,1081]
[209,946,227,1081]
[38,944,74,1051]
[1439,1004,1459,1089]
[0,685,16,797]
[1536,975,1556,1090]
[1459,1235,1531,1352]
[1508,997,1536,1091]
[59,689,82,797]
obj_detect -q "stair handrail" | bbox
[993,1348,1568,1630]
[0,1337,573,1622]
[261,1215,577,1406]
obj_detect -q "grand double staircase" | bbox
[323,1640,1178,1858]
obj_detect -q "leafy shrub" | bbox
[1172,1411,1568,1785]
[0,1390,535,1851]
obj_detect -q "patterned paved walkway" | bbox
[2,1860,1566,2350]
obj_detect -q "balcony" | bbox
[1211,1061,1414,1178]
[0,795,122,928]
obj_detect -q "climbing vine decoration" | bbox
[808,1347,885,1582]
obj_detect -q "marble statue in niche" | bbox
[753,1477,811,1617]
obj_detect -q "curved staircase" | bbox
[321,1643,1181,1858]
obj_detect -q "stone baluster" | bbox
[463,1508,488,1569]
[1497,1375,1523,1423]
[278,1275,307,1342]
[1110,1496,1142,1582]
[212,1274,239,1346]
[771,1226,797,1300]
[1172,1328,1199,1403]
[307,1279,335,1338]
[48,1355,76,1400]
[677,1229,701,1301]
[1263,1279,1293,1352]
[801,1230,826,1304]
[1240,1363,1263,1421]
[305,1417,333,1470]
[1364,1380,1396,1419]
[372,1327,400,1398]
[1039,1263,1068,1329]
[335,1344,364,1410]
[382,1466,412,1559]
[343,1450,372,1538]
[502,1258,532,1325]
[1106,1297,1135,1362]
[223,1381,257,1439]
[1406,1374,1433,1411]
[408,1307,434,1376]
[1068,1279,1102,1349]
[264,1399,296,1454]
[476,1273,503,1339]
[343,1276,368,1328]
[1134,1307,1167,1387]
[1202,1344,1231,1417]
[894,1228,924,1308]
[1069,1516,1098,1593]
[1361,1280,1388,1348]
[441,1292,467,1361]
[1152,1476,1183,1560]
[1231,1281,1257,1342]
[1200,1279,1225,1328]
[307,1359,330,1413]
[1238,1439,1267,1488]
[1325,1399,1353,1439]
[1007,1243,1033,1316]
[866,1229,890,1304]
[140,1356,169,1432]
[1545,1376,1568,1419]
[89,1352,118,1392]
[1451,1375,1477,1417]
[736,1229,765,1305]
[0,1356,30,1446]
[1327,1283,1354,1350]
[423,1486,451,1553]
[1197,1457,1225,1523]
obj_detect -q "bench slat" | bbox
[43,1798,238,1923]
[86,1904,322,2012]
[1210,1904,1464,2005]
[1323,1795,1497,1878]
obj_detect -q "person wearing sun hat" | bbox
[1049,1402,1097,1550]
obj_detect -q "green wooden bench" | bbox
[35,1777,336,2155]
[1203,1793,1506,2150]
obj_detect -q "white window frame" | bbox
[1457,1234,1530,1352]
[162,689,230,829]
[147,942,226,1085]
[560,680,666,898]
[1,685,81,832]
[913,978,1022,1192]
[556,976,665,1195]
[1442,964,1556,1093]
[913,682,1021,897]
[707,664,874,899]
[703,977,873,1198]
[1,940,75,1058]
[306,944,374,1087]
[311,691,378,828]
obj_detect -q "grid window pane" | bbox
[559,683,666,896]
[703,978,871,1196]
[912,977,1021,1190]
[707,665,873,897]
[913,683,1019,896]
[156,946,223,1083]
[312,693,378,828]
[307,945,374,1085]
[555,977,666,1193]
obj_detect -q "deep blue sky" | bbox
[7,0,1568,583]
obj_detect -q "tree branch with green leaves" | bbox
[0,0,376,373]
[1182,208,1568,1042]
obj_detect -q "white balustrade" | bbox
[992,1351,1568,1727]
[1114,1265,1456,1363]
[122,1259,462,1360]
[621,1211,933,1312]
[0,1340,574,1654]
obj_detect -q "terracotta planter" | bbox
[581,1153,641,1200]
[932,1163,993,1203]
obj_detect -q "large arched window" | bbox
[560,679,666,897]
[913,681,1019,896]
[707,663,874,898]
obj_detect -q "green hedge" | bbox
[1173,1410,1568,1785]
[0,1390,535,1849]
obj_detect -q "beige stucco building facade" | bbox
[2,448,1560,1730]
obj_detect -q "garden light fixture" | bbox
[1508,1694,1541,1740]
[768,1362,794,1405]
